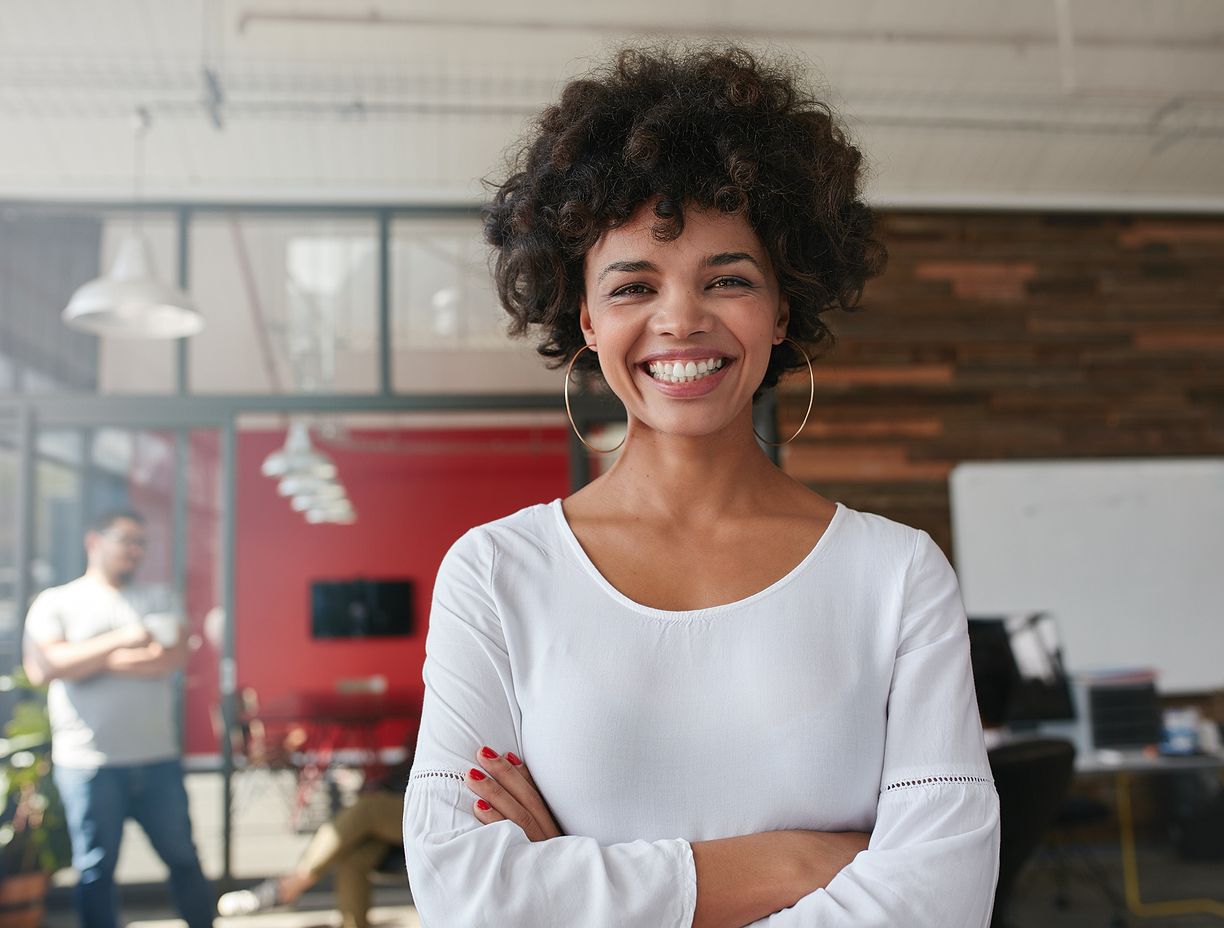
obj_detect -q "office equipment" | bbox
[968,614,1075,727]
[950,458,1224,693]
[310,578,415,639]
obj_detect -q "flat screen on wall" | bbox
[310,579,415,639]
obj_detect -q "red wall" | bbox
[181,426,569,757]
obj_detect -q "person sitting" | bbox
[217,757,411,928]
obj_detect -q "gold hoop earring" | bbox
[564,345,627,455]
[753,337,815,447]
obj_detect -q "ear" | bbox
[579,296,596,347]
[773,294,790,344]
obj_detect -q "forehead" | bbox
[584,204,766,271]
[104,518,145,537]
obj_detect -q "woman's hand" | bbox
[465,746,563,842]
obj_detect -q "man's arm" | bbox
[106,636,188,678]
[24,624,153,685]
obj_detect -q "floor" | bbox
[38,770,1224,928]
[44,769,420,928]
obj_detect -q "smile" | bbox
[645,357,726,384]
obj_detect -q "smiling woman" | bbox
[403,45,1000,928]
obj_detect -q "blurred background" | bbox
[1,2,1222,926]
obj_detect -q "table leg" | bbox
[1115,770,1224,919]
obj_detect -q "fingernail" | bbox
[480,746,499,760]
[475,799,491,811]
[506,752,522,766]
[468,768,486,781]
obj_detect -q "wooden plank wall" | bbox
[778,212,1224,559]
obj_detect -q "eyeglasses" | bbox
[102,532,147,549]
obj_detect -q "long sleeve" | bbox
[402,528,697,928]
[748,531,1001,927]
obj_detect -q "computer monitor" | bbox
[967,613,1076,727]
[310,578,415,639]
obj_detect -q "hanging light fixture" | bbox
[261,419,337,480]
[305,498,357,525]
[277,472,346,500]
[62,107,203,339]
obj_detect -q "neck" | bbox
[594,406,789,522]
[84,565,124,590]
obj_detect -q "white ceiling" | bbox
[1,0,1222,209]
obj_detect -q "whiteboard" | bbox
[949,458,1224,694]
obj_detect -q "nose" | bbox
[650,287,713,339]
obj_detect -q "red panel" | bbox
[180,426,568,758]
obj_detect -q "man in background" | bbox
[23,509,213,928]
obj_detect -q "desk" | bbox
[242,690,421,827]
[1077,749,1224,920]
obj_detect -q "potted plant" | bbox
[0,667,72,928]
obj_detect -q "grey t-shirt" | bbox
[23,576,181,769]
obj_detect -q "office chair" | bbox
[988,737,1076,928]
[1045,793,1128,927]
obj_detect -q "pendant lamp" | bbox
[63,233,203,338]
[261,419,337,480]
[62,107,203,339]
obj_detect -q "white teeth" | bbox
[646,357,727,384]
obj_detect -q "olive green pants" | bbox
[299,791,405,928]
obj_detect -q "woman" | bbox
[403,46,999,928]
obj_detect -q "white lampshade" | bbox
[277,474,345,499]
[306,498,356,524]
[63,233,203,339]
[291,489,347,512]
[261,420,337,480]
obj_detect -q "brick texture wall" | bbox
[779,212,1224,559]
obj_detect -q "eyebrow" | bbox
[595,252,764,286]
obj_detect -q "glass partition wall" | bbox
[0,198,715,885]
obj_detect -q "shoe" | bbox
[217,878,283,917]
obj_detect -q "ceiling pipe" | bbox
[235,6,1224,54]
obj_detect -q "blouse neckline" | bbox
[549,498,846,620]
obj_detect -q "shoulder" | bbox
[436,500,562,590]
[28,578,83,611]
[833,508,966,650]
[831,503,933,571]
[24,580,82,638]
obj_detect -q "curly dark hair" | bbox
[483,44,886,392]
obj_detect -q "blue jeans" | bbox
[54,759,214,928]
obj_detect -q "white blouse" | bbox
[403,500,1000,927]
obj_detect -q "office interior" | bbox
[1,2,1222,927]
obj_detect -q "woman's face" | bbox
[579,202,789,441]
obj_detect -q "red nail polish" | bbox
[475,799,491,811]
[468,768,486,781]
[506,752,522,766]
[480,746,499,759]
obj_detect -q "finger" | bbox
[465,765,542,840]
[474,747,561,840]
[505,751,541,790]
[505,758,555,824]
[500,752,553,824]
[472,797,505,825]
